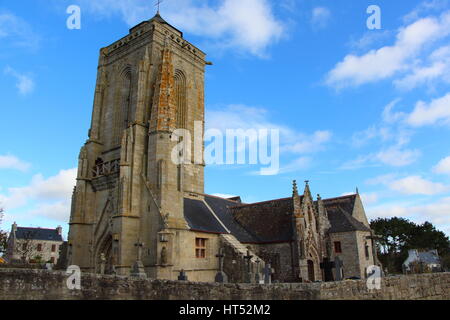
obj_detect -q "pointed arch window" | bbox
[113,65,132,146]
[174,70,187,129]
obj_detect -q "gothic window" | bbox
[195,238,207,259]
[365,242,370,259]
[157,160,165,189]
[334,241,342,254]
[174,69,187,129]
[113,65,132,146]
[177,165,182,191]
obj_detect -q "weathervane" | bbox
[155,0,164,14]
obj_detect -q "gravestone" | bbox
[243,250,253,283]
[215,248,228,283]
[334,256,343,281]
[255,259,261,283]
[263,263,273,284]
[178,269,188,281]
[320,258,335,282]
[130,241,146,278]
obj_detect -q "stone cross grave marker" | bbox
[215,248,228,283]
[334,256,343,281]
[244,250,253,283]
[263,263,273,284]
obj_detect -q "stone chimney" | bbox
[11,222,17,234]
[56,225,62,235]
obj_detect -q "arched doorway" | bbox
[96,235,114,274]
[307,260,315,282]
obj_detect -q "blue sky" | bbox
[1,0,450,238]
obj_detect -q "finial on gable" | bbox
[292,180,298,196]
[303,180,312,198]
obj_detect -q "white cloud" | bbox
[326,11,450,89]
[367,196,450,235]
[207,104,332,155]
[365,173,398,185]
[4,66,35,95]
[366,173,448,196]
[0,169,77,222]
[376,146,421,167]
[389,175,448,195]
[360,192,379,205]
[28,201,71,223]
[394,45,450,90]
[277,156,312,174]
[349,30,392,51]
[78,0,284,57]
[0,154,30,172]
[382,98,406,124]
[434,156,450,174]
[311,7,331,29]
[0,12,40,50]
[405,92,450,126]
[342,146,420,169]
[403,0,450,23]
[282,130,332,154]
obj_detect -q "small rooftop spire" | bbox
[292,180,298,196]
[356,187,359,194]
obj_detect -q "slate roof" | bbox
[184,198,227,234]
[326,207,371,233]
[229,198,294,243]
[418,251,441,265]
[204,195,257,243]
[15,227,63,242]
[323,195,371,233]
[183,193,370,243]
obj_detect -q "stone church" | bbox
[67,12,379,283]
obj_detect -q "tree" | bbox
[15,230,45,263]
[0,207,8,255]
[370,217,450,273]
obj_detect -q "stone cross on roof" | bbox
[155,0,164,13]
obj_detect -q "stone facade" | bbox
[68,13,379,283]
[5,224,64,265]
[0,269,449,300]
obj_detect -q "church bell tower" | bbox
[67,12,207,278]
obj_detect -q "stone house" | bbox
[67,13,379,282]
[6,223,64,264]
[403,249,442,273]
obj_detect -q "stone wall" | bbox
[0,268,448,300]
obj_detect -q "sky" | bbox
[1,0,450,238]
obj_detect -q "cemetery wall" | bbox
[0,268,448,300]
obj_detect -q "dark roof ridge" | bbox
[231,197,294,209]
[323,194,357,202]
[17,226,57,231]
[202,193,242,203]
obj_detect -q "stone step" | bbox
[221,234,264,265]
